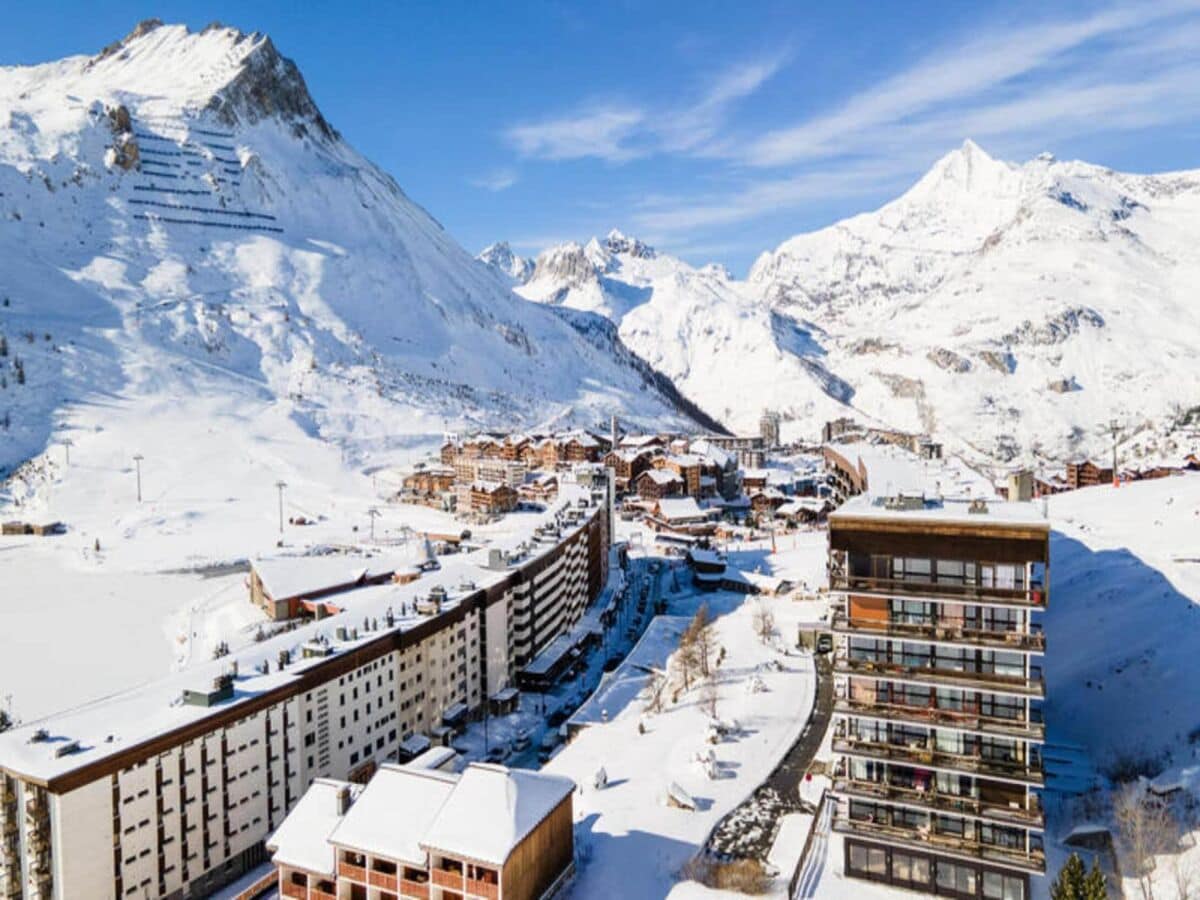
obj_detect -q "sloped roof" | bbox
[329,765,457,866]
[268,778,362,875]
[421,763,574,866]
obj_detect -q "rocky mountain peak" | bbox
[478,242,534,284]
[604,228,656,259]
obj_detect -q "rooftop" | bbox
[421,763,575,866]
[328,764,457,865]
[268,778,362,876]
[0,480,605,786]
[832,493,1049,530]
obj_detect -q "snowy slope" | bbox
[501,143,1200,465]
[485,230,853,434]
[0,20,706,490]
[751,141,1200,464]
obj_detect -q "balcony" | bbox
[369,869,399,891]
[833,697,1044,741]
[337,860,367,882]
[311,889,335,900]
[830,611,1044,653]
[834,815,1045,874]
[280,882,306,900]
[832,775,1044,828]
[432,867,464,890]
[831,574,1046,608]
[834,655,1044,698]
[467,876,501,899]
[832,736,1043,785]
[400,878,431,899]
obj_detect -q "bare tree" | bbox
[700,677,719,719]
[1113,782,1175,900]
[643,671,667,715]
[752,601,776,645]
[690,603,716,677]
[674,627,700,692]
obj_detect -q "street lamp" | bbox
[61,438,73,467]
[368,507,381,543]
[132,454,144,503]
[275,481,287,533]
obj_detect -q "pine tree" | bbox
[1083,858,1109,899]
[1050,852,1087,900]
[0,708,10,733]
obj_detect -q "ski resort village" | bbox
[2,13,1200,900]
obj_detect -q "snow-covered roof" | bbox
[653,497,708,521]
[688,439,731,467]
[421,763,574,866]
[621,434,662,448]
[687,548,724,567]
[521,632,578,677]
[832,493,1049,529]
[268,778,361,875]
[664,453,703,467]
[253,551,419,602]
[0,483,606,784]
[329,765,457,866]
[639,469,682,486]
[776,498,828,517]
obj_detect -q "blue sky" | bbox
[4,1,1200,272]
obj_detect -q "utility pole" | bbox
[368,507,380,542]
[132,454,144,502]
[1108,419,1121,487]
[61,438,73,467]
[275,481,287,533]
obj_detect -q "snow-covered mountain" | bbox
[751,140,1200,463]
[503,145,1200,465]
[0,21,710,489]
[477,241,533,285]
[482,229,853,434]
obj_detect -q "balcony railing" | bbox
[833,697,1044,740]
[369,869,399,891]
[400,878,431,899]
[832,574,1046,608]
[834,655,1045,698]
[466,876,501,899]
[832,737,1043,785]
[432,868,464,890]
[280,882,306,900]
[834,815,1045,874]
[830,611,1044,653]
[832,776,1044,828]
[337,861,367,882]
[310,889,335,900]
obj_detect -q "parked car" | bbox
[486,743,511,764]
[546,708,569,728]
[512,730,532,752]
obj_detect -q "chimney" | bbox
[337,784,352,815]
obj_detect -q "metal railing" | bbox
[833,816,1046,873]
[834,655,1045,698]
[833,697,1044,740]
[830,612,1044,653]
[831,574,1046,608]
[832,776,1044,827]
[832,737,1043,785]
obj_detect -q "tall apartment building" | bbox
[828,493,1049,900]
[0,478,611,900]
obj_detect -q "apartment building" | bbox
[0,479,610,900]
[828,493,1049,900]
[269,761,574,900]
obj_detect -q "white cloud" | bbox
[744,2,1198,167]
[470,169,519,192]
[506,106,647,162]
[503,53,785,162]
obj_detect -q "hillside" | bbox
[499,144,1200,465]
[751,140,1200,463]
[488,230,854,435]
[0,20,708,496]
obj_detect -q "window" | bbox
[892,852,930,886]
[847,843,887,878]
[936,861,977,895]
[983,871,1025,900]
